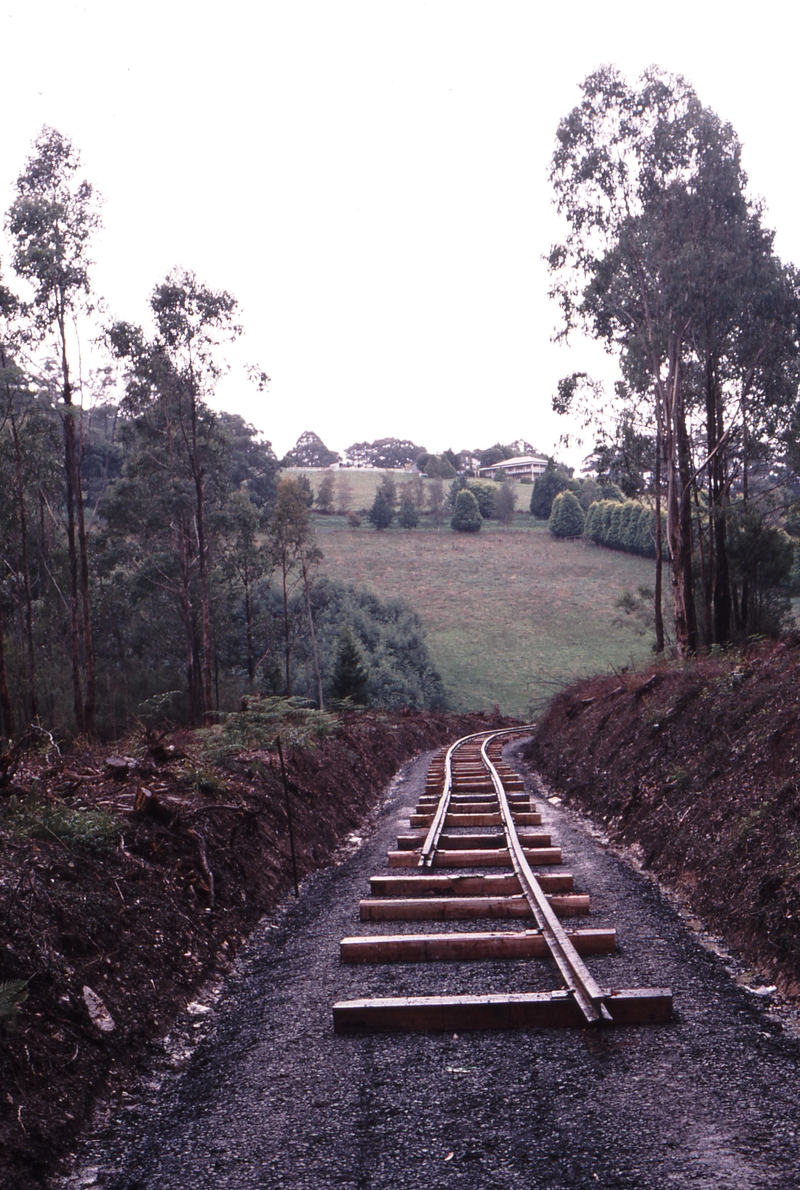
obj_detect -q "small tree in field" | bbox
[336,474,353,514]
[451,489,482,533]
[427,477,445,528]
[369,487,394,529]
[316,472,335,514]
[467,480,497,519]
[398,487,419,528]
[495,481,515,526]
[368,475,396,530]
[549,490,585,539]
[531,467,574,519]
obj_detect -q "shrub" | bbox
[451,489,483,533]
[728,506,795,635]
[584,502,599,540]
[494,482,516,526]
[368,481,395,530]
[530,468,577,519]
[618,502,637,550]
[314,580,448,709]
[606,503,624,548]
[398,490,419,528]
[201,697,335,760]
[466,480,498,519]
[1,797,123,852]
[585,498,660,558]
[549,490,585,538]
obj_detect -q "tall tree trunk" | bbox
[710,370,731,643]
[9,405,37,721]
[0,598,13,737]
[677,391,698,653]
[194,477,213,721]
[62,404,85,734]
[664,358,698,656]
[244,575,255,686]
[76,429,96,734]
[177,524,200,724]
[187,385,213,722]
[653,406,665,654]
[302,560,324,710]
[282,555,292,696]
[58,309,95,735]
[694,480,711,646]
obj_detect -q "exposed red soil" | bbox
[526,638,800,998]
[0,709,503,1189]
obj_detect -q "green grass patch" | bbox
[284,467,524,517]
[316,519,660,717]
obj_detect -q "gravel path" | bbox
[61,743,800,1190]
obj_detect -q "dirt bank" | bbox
[58,734,800,1190]
[525,639,800,999]
[0,708,502,1190]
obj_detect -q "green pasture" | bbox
[314,517,659,718]
[282,466,526,514]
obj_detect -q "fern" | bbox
[0,979,28,1024]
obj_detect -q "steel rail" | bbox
[480,731,609,1025]
[417,726,532,869]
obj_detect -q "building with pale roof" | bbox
[478,454,549,481]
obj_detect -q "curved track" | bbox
[334,728,672,1031]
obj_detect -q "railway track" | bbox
[333,727,673,1032]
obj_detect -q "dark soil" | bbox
[0,709,501,1190]
[53,737,800,1190]
[525,638,800,1000]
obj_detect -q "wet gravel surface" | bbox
[60,743,800,1190]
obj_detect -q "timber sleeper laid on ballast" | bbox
[333,726,673,1032]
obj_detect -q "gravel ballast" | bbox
[59,743,800,1190]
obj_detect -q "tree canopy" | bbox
[549,66,800,653]
[0,128,457,739]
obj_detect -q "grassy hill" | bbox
[313,512,659,717]
[283,466,512,512]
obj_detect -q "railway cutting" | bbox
[333,727,673,1032]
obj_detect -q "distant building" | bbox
[478,454,549,481]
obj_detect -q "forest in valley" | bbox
[6,67,800,743]
[0,129,447,743]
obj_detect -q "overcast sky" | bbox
[1,1,799,463]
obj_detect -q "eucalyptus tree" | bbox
[7,127,101,730]
[108,270,241,722]
[0,272,25,732]
[267,477,323,702]
[549,67,800,652]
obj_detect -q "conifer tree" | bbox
[330,627,369,704]
[451,489,482,533]
[398,489,419,528]
[548,490,585,539]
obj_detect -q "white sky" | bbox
[1,1,799,463]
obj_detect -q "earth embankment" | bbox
[525,639,800,997]
[0,709,501,1190]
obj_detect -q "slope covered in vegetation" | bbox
[0,706,501,1189]
[526,640,800,995]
